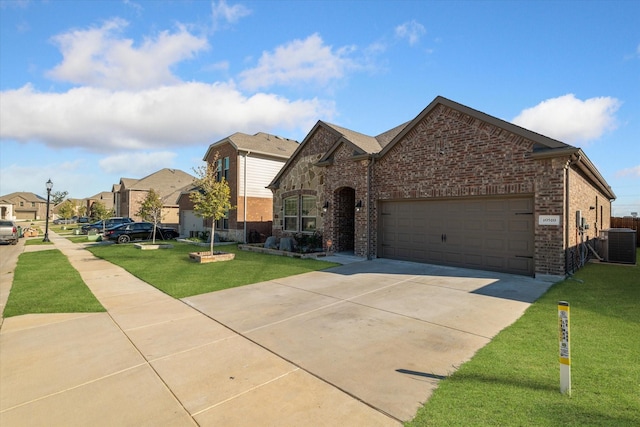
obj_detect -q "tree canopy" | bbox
[190,157,234,253]
[136,189,164,243]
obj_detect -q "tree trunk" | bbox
[210,224,215,254]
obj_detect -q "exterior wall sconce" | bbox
[355,200,363,212]
[322,201,329,212]
[589,206,595,210]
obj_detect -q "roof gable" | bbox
[122,168,196,203]
[0,192,46,203]
[378,96,570,159]
[268,121,346,188]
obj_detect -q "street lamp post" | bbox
[43,179,53,242]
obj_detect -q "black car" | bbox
[81,217,133,234]
[102,222,179,244]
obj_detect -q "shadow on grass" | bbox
[451,371,558,393]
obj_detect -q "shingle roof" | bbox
[123,168,196,204]
[203,132,299,161]
[0,192,46,203]
[269,96,615,200]
[323,122,383,154]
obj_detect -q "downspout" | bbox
[243,151,250,243]
[565,156,577,274]
[367,155,375,260]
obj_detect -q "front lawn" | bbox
[87,242,340,298]
[407,254,640,426]
[3,250,105,317]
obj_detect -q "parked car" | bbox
[81,217,133,234]
[77,217,90,223]
[0,220,19,245]
[53,218,75,224]
[102,222,179,244]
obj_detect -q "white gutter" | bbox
[243,151,250,243]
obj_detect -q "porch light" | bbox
[322,201,329,212]
[355,200,363,212]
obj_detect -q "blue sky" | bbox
[1,0,638,216]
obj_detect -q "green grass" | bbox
[407,255,640,426]
[3,250,105,317]
[24,238,53,246]
[87,242,340,298]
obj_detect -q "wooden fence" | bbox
[610,217,640,246]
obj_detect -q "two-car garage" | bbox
[378,197,535,276]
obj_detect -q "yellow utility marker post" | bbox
[558,301,571,396]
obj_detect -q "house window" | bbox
[20,201,24,207]
[216,157,230,181]
[283,195,317,233]
[284,197,298,232]
[31,202,36,207]
[215,215,229,230]
[301,196,317,232]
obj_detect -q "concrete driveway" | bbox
[184,259,555,421]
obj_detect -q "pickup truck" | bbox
[0,220,19,245]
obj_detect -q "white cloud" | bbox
[99,151,177,175]
[511,94,621,144]
[47,18,209,90]
[616,165,640,178]
[212,0,251,30]
[238,33,359,91]
[0,82,333,151]
[395,20,426,46]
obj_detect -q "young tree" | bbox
[58,200,75,220]
[190,157,234,254]
[91,202,114,234]
[136,189,164,243]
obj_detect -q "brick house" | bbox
[179,132,298,242]
[268,96,615,278]
[115,168,195,228]
[0,192,48,221]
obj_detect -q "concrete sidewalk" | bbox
[0,233,398,426]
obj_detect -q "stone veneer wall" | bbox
[271,127,336,237]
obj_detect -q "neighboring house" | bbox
[0,198,14,220]
[52,198,89,219]
[179,132,299,242]
[268,96,616,278]
[0,192,48,221]
[116,168,195,228]
[85,192,115,216]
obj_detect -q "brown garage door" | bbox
[379,197,534,276]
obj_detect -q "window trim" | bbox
[283,194,317,233]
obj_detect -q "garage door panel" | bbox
[509,257,533,273]
[508,239,532,253]
[485,238,506,251]
[486,219,507,232]
[509,219,532,232]
[379,197,534,276]
[484,255,507,270]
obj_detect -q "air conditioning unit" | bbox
[600,228,637,264]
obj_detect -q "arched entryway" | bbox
[334,187,356,253]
